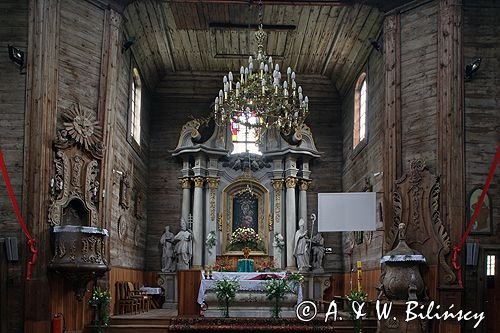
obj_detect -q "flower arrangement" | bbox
[272,233,285,252]
[346,289,368,333]
[256,257,276,272]
[88,286,111,333]
[214,256,233,272]
[227,227,264,251]
[215,278,240,318]
[265,277,291,318]
[206,231,217,255]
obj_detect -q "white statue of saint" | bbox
[174,218,192,270]
[294,218,310,273]
[160,225,175,272]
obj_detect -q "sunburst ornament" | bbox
[56,104,104,159]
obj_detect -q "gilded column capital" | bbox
[207,177,220,190]
[285,177,298,189]
[299,179,311,191]
[179,178,191,189]
[193,176,205,188]
[271,179,284,191]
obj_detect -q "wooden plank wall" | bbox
[399,1,439,173]
[462,0,500,331]
[108,34,151,270]
[148,72,344,272]
[0,1,28,332]
[340,41,385,272]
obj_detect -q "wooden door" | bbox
[484,250,500,333]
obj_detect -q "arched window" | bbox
[231,106,261,155]
[353,73,367,149]
[130,67,142,145]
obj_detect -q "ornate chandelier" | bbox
[212,1,309,138]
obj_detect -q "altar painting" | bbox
[232,192,259,232]
[222,178,269,255]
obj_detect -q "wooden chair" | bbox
[126,282,151,312]
[116,281,140,314]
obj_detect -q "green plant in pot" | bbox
[346,289,368,333]
[88,286,111,333]
[215,278,240,318]
[265,277,291,318]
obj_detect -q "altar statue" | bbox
[294,218,310,272]
[160,225,175,272]
[174,218,192,270]
[311,233,325,273]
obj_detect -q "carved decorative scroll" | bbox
[386,158,455,284]
[49,104,103,227]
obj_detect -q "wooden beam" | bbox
[23,0,60,331]
[437,0,464,285]
[382,13,402,252]
[163,0,352,6]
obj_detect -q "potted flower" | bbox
[265,277,291,318]
[88,286,111,333]
[215,278,240,318]
[285,272,304,293]
[214,256,233,272]
[346,289,368,333]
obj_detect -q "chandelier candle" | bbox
[212,21,310,137]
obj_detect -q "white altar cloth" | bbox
[197,271,302,305]
[140,287,162,295]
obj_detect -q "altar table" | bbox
[197,271,303,315]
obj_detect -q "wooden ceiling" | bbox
[123,0,383,95]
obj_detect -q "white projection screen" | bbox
[318,192,376,232]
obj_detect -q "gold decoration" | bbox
[242,247,251,259]
[193,176,205,188]
[207,178,220,221]
[299,179,311,191]
[271,179,283,224]
[179,178,191,189]
[285,177,298,189]
[217,213,223,231]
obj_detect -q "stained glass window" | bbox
[230,106,261,155]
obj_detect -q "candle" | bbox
[357,261,362,292]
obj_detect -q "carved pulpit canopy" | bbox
[386,159,456,285]
[49,104,104,227]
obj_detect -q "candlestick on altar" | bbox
[357,260,363,291]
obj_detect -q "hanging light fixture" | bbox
[212,0,309,138]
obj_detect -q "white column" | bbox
[271,179,284,269]
[285,177,298,270]
[206,177,220,267]
[180,178,191,222]
[192,176,205,269]
[298,180,310,222]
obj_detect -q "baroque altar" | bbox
[171,117,321,271]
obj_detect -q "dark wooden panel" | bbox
[178,270,202,316]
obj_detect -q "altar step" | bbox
[101,313,377,333]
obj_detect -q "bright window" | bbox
[353,73,367,149]
[231,106,261,155]
[130,67,142,145]
[487,255,496,276]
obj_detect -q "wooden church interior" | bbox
[0,0,499,332]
